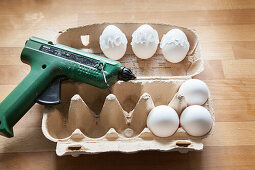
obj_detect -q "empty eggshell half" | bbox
[178,79,209,106]
[131,24,159,59]
[160,29,190,63]
[99,25,127,60]
[180,105,213,137]
[147,105,179,137]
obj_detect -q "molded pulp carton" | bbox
[41,23,214,156]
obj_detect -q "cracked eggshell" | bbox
[131,24,159,59]
[178,79,209,106]
[147,105,179,137]
[99,25,127,60]
[180,105,213,137]
[160,29,190,63]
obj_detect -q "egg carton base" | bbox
[41,80,214,156]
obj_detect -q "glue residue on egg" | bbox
[131,24,159,59]
[160,29,190,63]
[147,105,179,137]
[178,79,209,106]
[180,105,213,137]
[99,25,127,60]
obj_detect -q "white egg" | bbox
[99,25,127,60]
[131,24,159,59]
[180,105,213,136]
[160,29,190,63]
[147,105,179,137]
[179,79,209,106]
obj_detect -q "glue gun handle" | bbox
[0,64,56,137]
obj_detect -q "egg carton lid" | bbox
[55,22,204,80]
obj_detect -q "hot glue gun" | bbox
[0,37,136,138]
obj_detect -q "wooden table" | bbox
[0,0,255,169]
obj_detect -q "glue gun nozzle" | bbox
[118,67,136,81]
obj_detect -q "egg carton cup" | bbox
[42,23,213,156]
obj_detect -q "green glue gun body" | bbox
[0,37,136,138]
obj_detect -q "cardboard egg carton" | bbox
[41,23,214,156]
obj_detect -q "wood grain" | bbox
[233,41,255,59]
[0,0,254,169]
[223,59,255,78]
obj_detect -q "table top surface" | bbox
[0,0,255,169]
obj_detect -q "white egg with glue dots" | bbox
[99,25,127,60]
[147,105,179,137]
[160,29,190,63]
[180,105,213,137]
[131,24,159,59]
[179,79,209,106]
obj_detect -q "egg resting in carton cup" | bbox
[131,24,159,59]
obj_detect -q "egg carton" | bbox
[42,23,214,156]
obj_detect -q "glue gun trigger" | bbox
[36,77,66,105]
